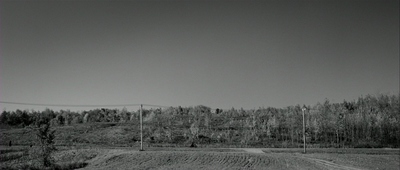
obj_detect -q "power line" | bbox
[0,101,170,108]
[140,104,172,108]
[1,101,318,111]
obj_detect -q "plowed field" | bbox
[1,147,398,170]
[75,148,399,170]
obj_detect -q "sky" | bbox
[1,0,399,111]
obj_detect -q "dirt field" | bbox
[77,148,399,170]
[1,146,399,170]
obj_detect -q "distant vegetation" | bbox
[1,93,399,148]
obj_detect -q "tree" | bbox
[71,115,83,124]
[189,121,200,146]
[0,110,10,124]
[83,113,89,123]
[61,110,74,125]
[118,107,130,123]
[55,114,65,126]
[32,114,56,168]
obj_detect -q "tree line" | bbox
[1,93,399,148]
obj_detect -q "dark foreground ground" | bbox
[1,146,399,170]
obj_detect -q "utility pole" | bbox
[302,106,306,154]
[140,104,143,151]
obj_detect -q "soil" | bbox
[1,146,398,170]
[75,148,398,170]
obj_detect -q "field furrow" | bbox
[2,146,398,170]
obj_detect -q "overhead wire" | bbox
[0,101,315,111]
[0,101,171,108]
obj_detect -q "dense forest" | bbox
[1,94,399,148]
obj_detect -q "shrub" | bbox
[30,115,57,168]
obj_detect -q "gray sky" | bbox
[1,0,399,111]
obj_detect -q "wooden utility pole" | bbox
[140,104,143,151]
[302,107,306,154]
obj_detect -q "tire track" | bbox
[208,153,220,165]
[187,152,200,164]
[83,148,370,170]
[295,155,364,170]
[231,154,240,167]
[219,153,230,165]
[237,155,245,167]
[137,153,153,166]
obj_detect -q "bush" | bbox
[198,135,212,144]
[30,115,57,168]
[353,140,383,148]
[172,135,188,144]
